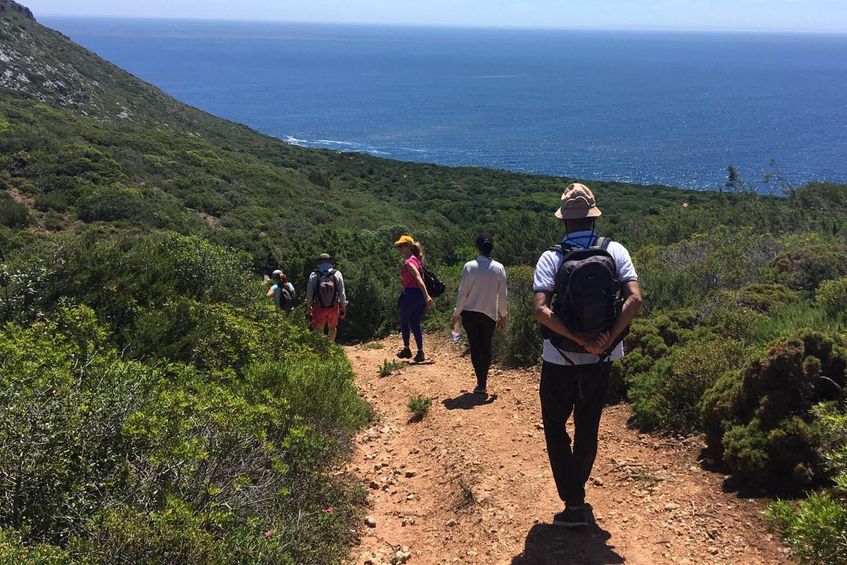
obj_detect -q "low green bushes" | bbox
[701,331,847,492]
[627,336,750,433]
[493,266,541,367]
[0,529,70,564]
[767,495,847,565]
[0,231,370,563]
[816,276,847,321]
[0,196,30,227]
[772,242,847,291]
[0,304,367,563]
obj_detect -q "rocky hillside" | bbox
[0,0,180,117]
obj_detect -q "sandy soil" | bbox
[345,337,790,565]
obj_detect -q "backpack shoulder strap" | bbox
[594,236,612,250]
[548,243,580,254]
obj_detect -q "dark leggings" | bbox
[399,287,426,351]
[461,310,496,389]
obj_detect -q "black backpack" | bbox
[278,285,295,312]
[422,265,446,298]
[313,269,338,308]
[544,237,626,354]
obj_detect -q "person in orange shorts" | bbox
[305,253,347,341]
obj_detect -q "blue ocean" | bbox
[44,18,847,191]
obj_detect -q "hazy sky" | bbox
[25,0,847,33]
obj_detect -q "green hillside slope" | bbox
[4,0,847,341]
[2,0,844,267]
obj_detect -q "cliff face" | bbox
[0,1,35,20]
[0,1,189,122]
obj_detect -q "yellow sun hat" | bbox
[394,235,416,246]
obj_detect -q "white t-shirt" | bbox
[532,231,638,366]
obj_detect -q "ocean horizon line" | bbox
[39,15,847,37]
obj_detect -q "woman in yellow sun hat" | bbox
[394,235,434,362]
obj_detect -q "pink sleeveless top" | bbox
[401,256,423,288]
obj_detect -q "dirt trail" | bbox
[345,337,790,565]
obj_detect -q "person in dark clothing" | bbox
[532,183,642,528]
[451,233,508,395]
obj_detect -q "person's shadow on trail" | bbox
[442,392,497,410]
[512,520,624,565]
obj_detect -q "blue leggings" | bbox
[399,288,426,351]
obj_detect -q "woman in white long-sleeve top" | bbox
[451,233,508,395]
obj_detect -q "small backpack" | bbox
[278,285,295,312]
[422,265,446,298]
[544,237,626,354]
[314,269,338,308]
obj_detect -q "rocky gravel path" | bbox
[345,337,790,565]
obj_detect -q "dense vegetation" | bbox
[1,1,846,561]
[0,232,369,563]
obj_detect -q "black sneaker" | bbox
[413,350,425,363]
[473,386,487,396]
[396,348,412,359]
[553,506,588,528]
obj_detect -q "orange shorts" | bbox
[311,305,340,328]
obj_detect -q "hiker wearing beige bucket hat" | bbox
[531,182,643,528]
[554,182,602,220]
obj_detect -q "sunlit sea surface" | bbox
[45,18,847,191]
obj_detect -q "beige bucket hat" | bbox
[554,183,602,220]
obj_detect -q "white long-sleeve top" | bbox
[454,256,508,321]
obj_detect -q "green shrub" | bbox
[0,300,367,563]
[772,243,847,291]
[34,191,68,212]
[76,183,146,222]
[244,354,370,437]
[0,231,255,330]
[627,337,750,433]
[613,309,701,401]
[701,330,847,492]
[308,170,331,188]
[698,284,798,340]
[78,501,228,565]
[636,227,783,310]
[492,265,541,367]
[0,197,30,228]
[0,307,160,544]
[0,529,70,564]
[811,402,847,487]
[734,283,799,312]
[408,396,432,421]
[748,301,845,345]
[378,359,405,378]
[75,183,191,229]
[767,495,847,565]
[816,277,847,320]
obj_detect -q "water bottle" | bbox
[451,318,461,342]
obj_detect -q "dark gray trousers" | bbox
[539,360,610,507]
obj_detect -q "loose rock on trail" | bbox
[345,338,789,565]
